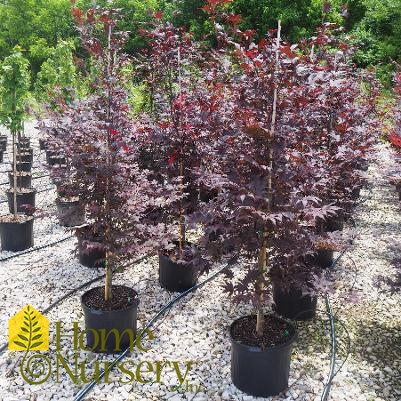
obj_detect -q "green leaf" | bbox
[32,334,42,341]
[32,327,40,333]
[13,341,27,349]
[18,334,28,342]
[32,321,38,327]
[21,327,29,333]
[30,342,43,349]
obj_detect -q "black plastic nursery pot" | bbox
[56,198,85,227]
[230,315,297,397]
[39,138,48,150]
[158,252,198,292]
[18,152,33,163]
[355,157,369,171]
[17,137,30,147]
[272,282,317,321]
[313,249,334,269]
[0,214,34,251]
[396,183,401,201]
[0,135,7,151]
[351,186,361,200]
[48,155,67,166]
[6,188,36,215]
[77,229,106,268]
[46,150,64,164]
[8,171,32,189]
[323,215,344,232]
[81,285,139,353]
[13,161,32,172]
[16,142,31,151]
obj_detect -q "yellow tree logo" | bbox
[8,305,49,351]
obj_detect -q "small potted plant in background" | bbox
[61,7,181,352]
[0,46,35,251]
[37,99,86,229]
[137,16,209,292]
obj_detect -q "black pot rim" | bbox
[6,188,37,195]
[56,197,81,205]
[229,314,297,352]
[0,214,34,224]
[81,285,140,313]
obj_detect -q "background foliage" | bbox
[0,0,401,98]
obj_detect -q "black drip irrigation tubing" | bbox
[319,189,374,401]
[73,262,229,401]
[0,234,74,262]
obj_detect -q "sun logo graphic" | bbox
[8,305,49,351]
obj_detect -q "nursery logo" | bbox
[7,305,203,394]
[8,305,49,351]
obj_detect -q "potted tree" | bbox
[138,17,208,292]
[196,6,346,395]
[63,7,181,352]
[0,47,35,251]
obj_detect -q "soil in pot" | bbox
[159,246,198,292]
[6,188,36,215]
[81,285,139,353]
[13,161,32,172]
[230,315,296,397]
[8,171,32,188]
[56,197,85,227]
[0,214,34,251]
[272,283,317,321]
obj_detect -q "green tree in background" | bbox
[0,46,31,132]
[350,0,401,85]
[34,40,77,104]
[75,0,158,52]
[0,0,76,77]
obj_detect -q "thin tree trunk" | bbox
[255,20,281,338]
[12,134,17,219]
[104,22,113,302]
[178,160,186,254]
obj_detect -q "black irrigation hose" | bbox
[321,295,336,401]
[320,189,374,401]
[73,263,229,401]
[0,234,73,262]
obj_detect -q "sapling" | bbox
[0,47,31,218]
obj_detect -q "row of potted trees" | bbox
[0,48,37,251]
[26,3,380,397]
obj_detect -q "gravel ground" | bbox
[0,121,400,401]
